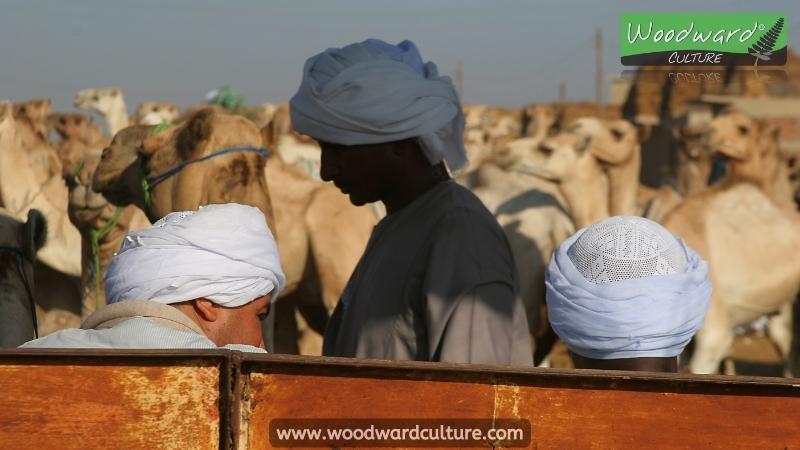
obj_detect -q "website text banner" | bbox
[270,419,530,447]
[620,13,787,66]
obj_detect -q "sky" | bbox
[2,0,798,116]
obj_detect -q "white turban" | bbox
[545,217,712,359]
[105,204,286,307]
[290,39,468,171]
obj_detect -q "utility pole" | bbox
[559,80,567,103]
[455,60,464,100]
[596,27,604,116]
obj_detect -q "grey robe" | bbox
[323,180,533,365]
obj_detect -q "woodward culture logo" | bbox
[620,13,787,66]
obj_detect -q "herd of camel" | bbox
[1,86,799,376]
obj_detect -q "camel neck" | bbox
[104,100,129,136]
[561,165,609,228]
[604,149,640,216]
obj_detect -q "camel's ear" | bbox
[23,209,47,261]
[111,88,121,97]
[550,109,564,136]
[260,123,276,150]
[176,109,215,157]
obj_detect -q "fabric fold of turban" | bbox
[545,230,712,359]
[105,203,286,307]
[290,38,468,171]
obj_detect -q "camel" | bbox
[0,101,82,275]
[13,98,51,143]
[92,108,376,355]
[0,208,47,347]
[517,127,611,228]
[661,111,800,374]
[0,101,83,337]
[50,113,106,147]
[60,145,150,317]
[73,87,130,136]
[673,108,716,197]
[134,102,181,126]
[663,182,800,374]
[708,110,795,212]
[12,99,62,183]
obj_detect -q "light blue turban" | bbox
[290,39,467,171]
[545,222,712,359]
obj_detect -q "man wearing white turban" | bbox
[545,216,712,372]
[290,39,532,365]
[21,203,286,352]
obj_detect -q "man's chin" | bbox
[344,192,379,207]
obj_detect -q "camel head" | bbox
[74,87,124,114]
[92,125,155,207]
[65,150,117,228]
[49,113,99,142]
[518,131,593,182]
[493,105,563,169]
[134,102,181,126]
[522,104,560,138]
[707,110,770,162]
[569,117,639,166]
[13,98,52,140]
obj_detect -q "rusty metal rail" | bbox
[1,350,799,449]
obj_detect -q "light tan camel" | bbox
[12,99,62,184]
[74,87,130,136]
[663,182,800,374]
[92,109,376,355]
[13,98,51,143]
[662,111,800,374]
[708,110,795,211]
[50,113,106,147]
[60,144,150,318]
[0,100,83,336]
[134,102,181,126]
[517,126,611,228]
[674,110,715,197]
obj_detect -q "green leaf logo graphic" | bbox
[748,17,785,66]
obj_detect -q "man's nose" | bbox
[320,149,339,182]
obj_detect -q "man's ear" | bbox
[194,298,220,322]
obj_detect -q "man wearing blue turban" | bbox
[291,39,532,365]
[546,216,712,372]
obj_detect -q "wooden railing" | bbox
[1,350,799,449]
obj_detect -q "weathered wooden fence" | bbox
[1,350,799,449]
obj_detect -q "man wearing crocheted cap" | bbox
[545,216,712,372]
[291,39,532,365]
